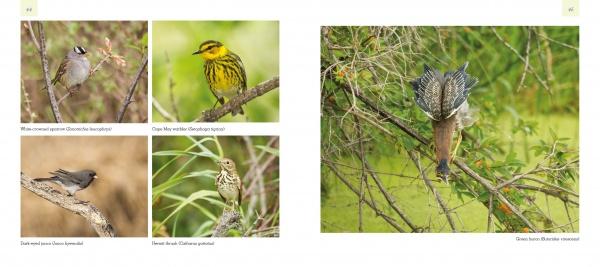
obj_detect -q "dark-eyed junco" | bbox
[33,169,98,196]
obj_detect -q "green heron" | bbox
[411,62,478,182]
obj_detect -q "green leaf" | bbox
[192,221,215,237]
[152,190,223,235]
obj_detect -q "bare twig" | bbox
[25,21,40,51]
[356,117,366,233]
[408,151,456,232]
[341,84,428,144]
[32,22,63,123]
[196,76,279,122]
[165,52,181,121]
[453,161,538,232]
[243,213,263,236]
[21,173,115,237]
[324,161,406,232]
[513,184,578,206]
[516,27,532,92]
[487,194,494,232]
[532,27,579,52]
[116,54,148,122]
[341,83,539,232]
[321,159,417,179]
[243,153,277,199]
[491,27,550,92]
[242,136,268,226]
[244,226,279,237]
[152,97,177,122]
[563,201,575,232]
[364,160,419,232]
[89,54,111,76]
[21,80,36,123]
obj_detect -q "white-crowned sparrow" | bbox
[51,46,91,94]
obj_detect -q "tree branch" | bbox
[116,54,148,122]
[165,52,181,122]
[491,27,550,92]
[408,151,457,232]
[32,22,63,123]
[323,161,407,232]
[212,210,241,237]
[152,97,177,122]
[341,83,539,232]
[364,160,419,232]
[195,76,279,122]
[21,173,115,237]
[25,21,40,51]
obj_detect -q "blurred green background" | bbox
[152,136,279,237]
[152,21,279,122]
[321,26,579,233]
[21,21,148,123]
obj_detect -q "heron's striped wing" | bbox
[411,64,444,121]
[441,62,478,119]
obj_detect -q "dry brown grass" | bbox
[21,136,148,237]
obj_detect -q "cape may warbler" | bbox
[193,40,247,116]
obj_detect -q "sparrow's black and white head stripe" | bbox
[73,46,87,55]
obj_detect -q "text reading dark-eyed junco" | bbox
[33,169,98,196]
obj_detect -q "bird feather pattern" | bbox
[411,64,444,120]
[411,62,478,121]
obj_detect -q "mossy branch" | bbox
[212,210,241,237]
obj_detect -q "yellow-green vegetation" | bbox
[152,136,279,237]
[21,21,148,123]
[321,26,579,233]
[152,21,279,122]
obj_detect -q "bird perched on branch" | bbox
[51,46,91,95]
[411,62,478,183]
[215,158,242,211]
[33,169,98,196]
[193,40,247,116]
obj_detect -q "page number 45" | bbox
[562,0,579,16]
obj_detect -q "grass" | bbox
[152,136,280,237]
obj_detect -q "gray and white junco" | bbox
[33,169,98,196]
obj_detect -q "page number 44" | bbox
[21,0,38,16]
